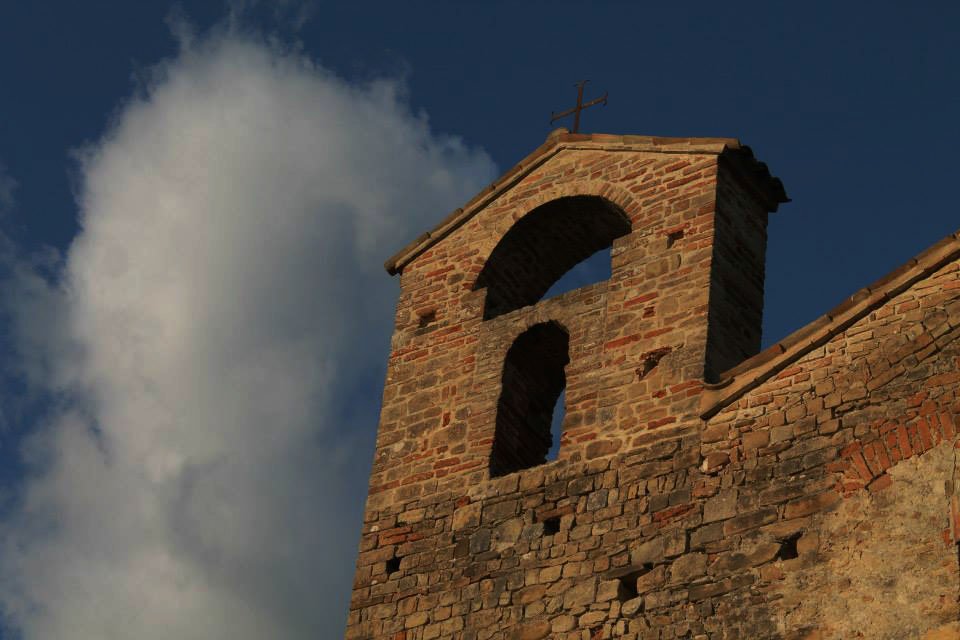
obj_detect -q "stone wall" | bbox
[694,255,960,639]
[345,132,960,639]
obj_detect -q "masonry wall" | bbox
[697,254,960,638]
[346,135,960,639]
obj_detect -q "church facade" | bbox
[345,128,960,639]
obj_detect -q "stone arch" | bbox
[473,187,633,320]
[489,320,570,477]
[495,180,642,235]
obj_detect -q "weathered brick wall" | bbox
[346,132,960,639]
[693,254,960,639]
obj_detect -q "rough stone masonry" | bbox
[345,128,960,640]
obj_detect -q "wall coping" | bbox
[700,228,960,419]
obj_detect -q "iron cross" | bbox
[550,80,608,133]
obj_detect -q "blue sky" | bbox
[0,2,957,638]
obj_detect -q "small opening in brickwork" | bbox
[615,564,651,603]
[617,576,638,602]
[490,322,570,477]
[666,229,684,248]
[474,196,631,320]
[775,532,802,560]
[636,347,672,380]
[417,309,436,328]
[542,516,561,536]
[386,554,401,575]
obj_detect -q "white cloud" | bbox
[0,27,495,639]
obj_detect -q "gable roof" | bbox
[699,228,960,419]
[384,129,787,275]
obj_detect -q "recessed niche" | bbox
[386,555,401,575]
[417,309,437,329]
[666,228,685,248]
[636,346,672,380]
[616,564,652,602]
[775,532,802,560]
[542,516,561,536]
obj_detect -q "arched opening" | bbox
[474,196,632,320]
[547,390,566,461]
[542,247,613,301]
[490,321,569,477]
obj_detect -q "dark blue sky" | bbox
[4,2,958,337]
[0,2,957,638]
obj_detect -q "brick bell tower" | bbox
[346,128,787,639]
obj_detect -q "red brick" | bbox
[647,416,677,429]
[917,418,934,451]
[653,503,695,524]
[623,291,659,308]
[907,425,923,456]
[849,450,874,481]
[839,441,862,458]
[433,457,461,469]
[862,443,884,477]
[867,474,892,493]
[604,334,642,350]
[643,326,674,339]
[873,441,892,471]
[896,424,914,459]
[884,433,902,463]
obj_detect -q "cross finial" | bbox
[550,80,608,134]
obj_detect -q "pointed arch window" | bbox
[490,321,570,477]
[474,196,631,320]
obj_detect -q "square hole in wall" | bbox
[386,555,401,575]
[417,309,437,329]
[542,516,561,536]
[666,228,684,248]
[616,564,652,602]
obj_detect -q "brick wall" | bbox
[694,256,960,639]
[346,132,960,639]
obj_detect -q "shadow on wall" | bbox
[473,195,630,320]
